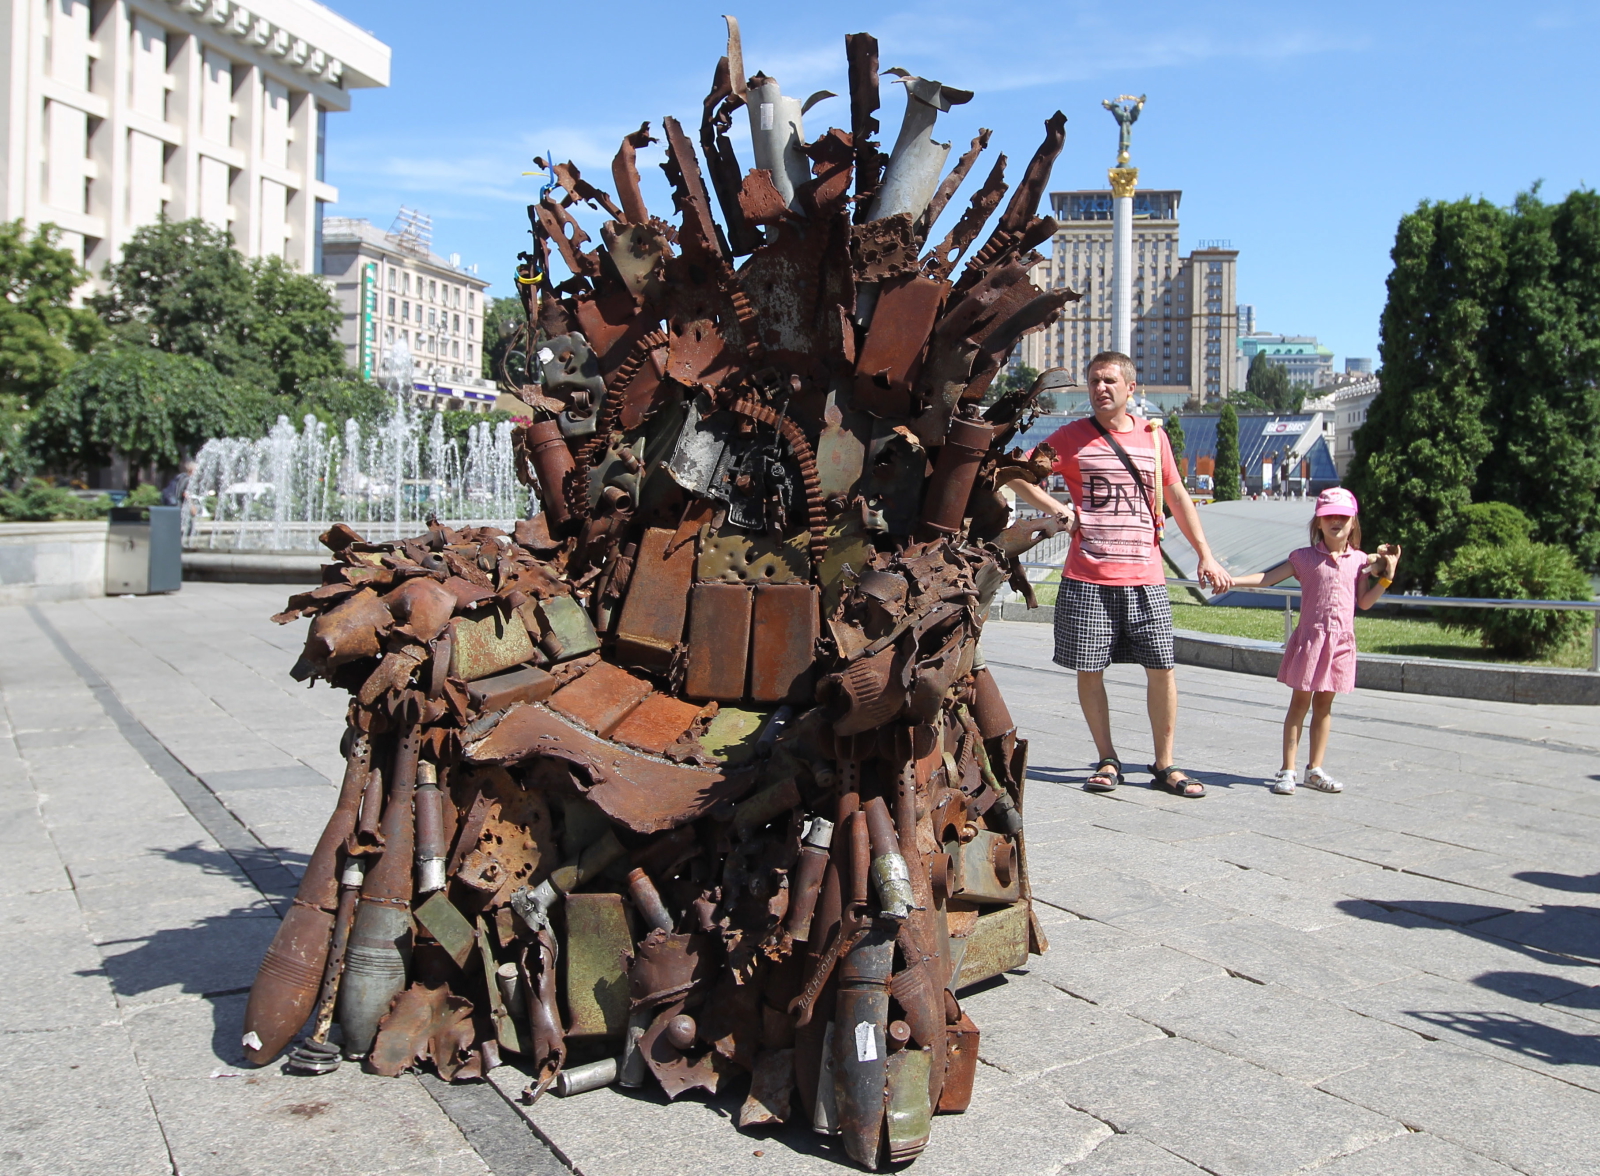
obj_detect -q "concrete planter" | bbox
[0,520,111,606]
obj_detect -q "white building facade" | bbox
[0,0,389,277]
[1329,373,1380,476]
[320,215,497,413]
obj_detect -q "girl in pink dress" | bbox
[1230,488,1400,795]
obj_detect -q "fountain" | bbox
[189,343,533,552]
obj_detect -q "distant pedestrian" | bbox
[1230,487,1400,795]
[1007,352,1233,799]
[163,459,200,544]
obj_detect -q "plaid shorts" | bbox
[1052,578,1175,672]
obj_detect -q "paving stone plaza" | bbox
[4,582,1599,1175]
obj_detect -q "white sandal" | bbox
[1270,769,1297,795]
[1305,767,1343,793]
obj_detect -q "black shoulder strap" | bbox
[1089,418,1157,525]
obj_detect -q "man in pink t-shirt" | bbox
[1008,352,1232,798]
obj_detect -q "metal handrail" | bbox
[1012,567,1600,672]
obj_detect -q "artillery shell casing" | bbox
[554,1056,619,1097]
[337,900,412,1059]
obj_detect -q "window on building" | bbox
[388,269,396,291]
[404,273,412,294]
[468,292,476,310]
[387,297,396,317]
[402,301,410,322]
[429,280,437,300]
[468,344,474,362]
[452,340,460,359]
[386,326,394,343]
[429,309,436,327]
[453,314,460,333]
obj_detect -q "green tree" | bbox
[1475,189,1600,568]
[91,217,342,396]
[1344,198,1505,587]
[1232,352,1303,414]
[0,221,103,402]
[26,347,274,485]
[1164,409,1186,463]
[237,254,345,395]
[482,295,527,387]
[1213,402,1241,500]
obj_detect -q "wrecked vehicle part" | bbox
[746,75,811,211]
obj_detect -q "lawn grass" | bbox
[1168,601,1594,669]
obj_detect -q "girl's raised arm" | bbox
[1230,559,1294,589]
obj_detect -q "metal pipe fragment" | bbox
[524,417,576,527]
[863,797,915,922]
[414,762,447,894]
[784,818,835,943]
[627,867,674,933]
[918,417,995,539]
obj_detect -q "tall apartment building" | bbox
[0,0,389,277]
[1018,189,1239,402]
[320,214,496,413]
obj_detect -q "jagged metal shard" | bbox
[243,19,1083,1170]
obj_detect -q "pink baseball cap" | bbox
[1315,487,1359,517]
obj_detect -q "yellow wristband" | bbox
[1377,577,1392,588]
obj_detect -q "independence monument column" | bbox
[1102,94,1146,357]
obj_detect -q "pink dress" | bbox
[1277,544,1364,694]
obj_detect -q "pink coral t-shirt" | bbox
[1041,416,1180,588]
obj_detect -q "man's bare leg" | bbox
[1146,667,1176,766]
[1147,666,1202,795]
[1076,670,1116,761]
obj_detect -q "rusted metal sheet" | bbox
[953,901,1030,991]
[453,766,556,907]
[464,703,748,835]
[885,1047,933,1162]
[548,661,654,736]
[697,533,807,584]
[608,693,706,756]
[562,892,634,1038]
[854,273,946,420]
[413,892,476,969]
[937,1012,979,1113]
[685,582,751,702]
[449,606,535,683]
[467,664,557,713]
[530,593,599,663]
[749,582,818,704]
[739,1048,796,1127]
[615,527,695,670]
[369,983,476,1079]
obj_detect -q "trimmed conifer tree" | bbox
[1344,198,1504,587]
[1213,403,1241,501]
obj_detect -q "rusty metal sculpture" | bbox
[243,19,1078,1170]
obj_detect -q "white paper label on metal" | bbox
[241,1031,262,1051]
[536,347,554,364]
[759,102,775,131]
[854,1020,877,1062]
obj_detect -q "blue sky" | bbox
[321,0,1599,370]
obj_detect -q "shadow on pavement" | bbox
[1514,869,1600,894]
[1337,899,1600,983]
[1408,1009,1600,1067]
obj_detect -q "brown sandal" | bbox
[1149,764,1205,798]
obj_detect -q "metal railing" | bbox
[1162,577,1600,673]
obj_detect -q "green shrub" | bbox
[124,483,163,507]
[1434,541,1593,657]
[0,478,108,521]
[1437,501,1534,560]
